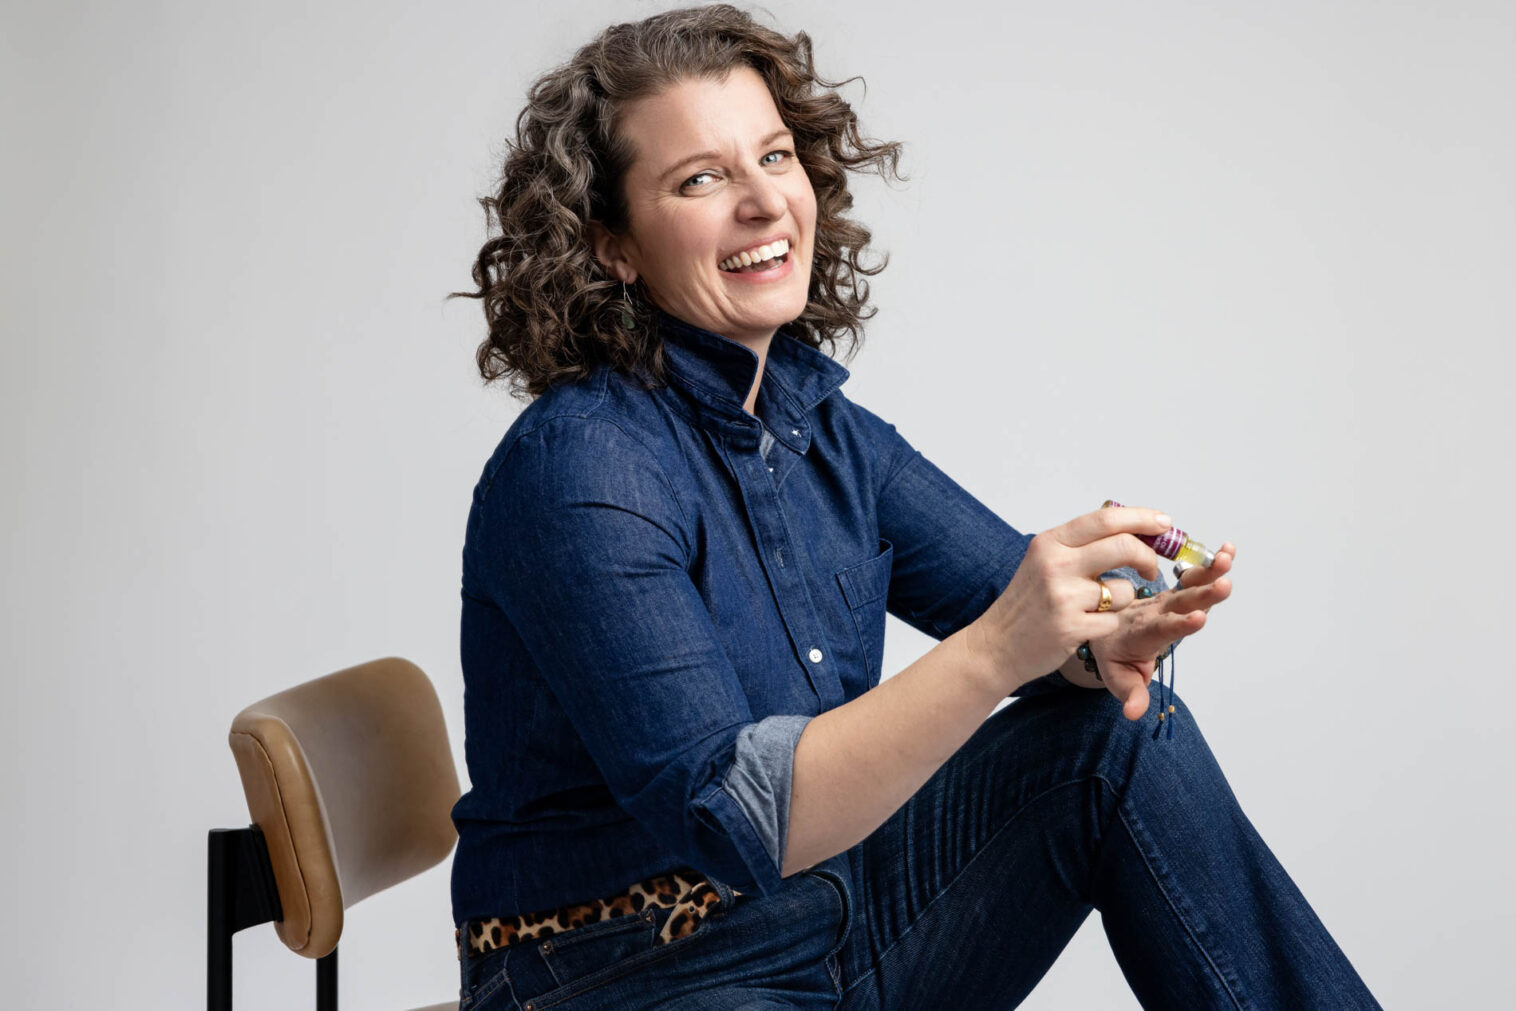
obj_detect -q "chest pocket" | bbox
[834,539,894,689]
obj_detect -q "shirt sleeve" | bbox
[848,400,1034,642]
[465,415,794,896]
[848,399,1177,699]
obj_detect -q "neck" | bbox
[743,343,768,416]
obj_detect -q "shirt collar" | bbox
[651,308,850,445]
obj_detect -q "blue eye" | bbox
[762,150,792,166]
[682,171,715,190]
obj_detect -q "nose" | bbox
[735,171,787,221]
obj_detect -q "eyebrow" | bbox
[656,129,795,182]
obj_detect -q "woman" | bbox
[449,6,1381,1009]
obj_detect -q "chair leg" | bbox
[208,831,233,1011]
[317,945,338,1010]
[207,827,283,1011]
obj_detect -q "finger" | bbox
[1168,579,1231,614]
[1105,613,1207,669]
[1086,577,1137,614]
[1175,576,1230,611]
[1178,544,1233,588]
[1171,569,1233,613]
[1073,610,1123,643]
[1101,665,1151,721]
[1056,506,1171,550]
[1077,534,1161,581]
[1149,608,1208,645]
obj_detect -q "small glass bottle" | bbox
[1102,499,1214,567]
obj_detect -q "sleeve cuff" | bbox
[690,713,813,896]
[692,777,788,897]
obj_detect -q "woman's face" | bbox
[594,67,817,352]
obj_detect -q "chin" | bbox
[769,291,810,326]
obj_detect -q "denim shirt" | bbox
[450,309,1162,923]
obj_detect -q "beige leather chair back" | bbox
[228,657,461,958]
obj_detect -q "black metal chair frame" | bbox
[207,826,339,1011]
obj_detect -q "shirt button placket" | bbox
[730,427,842,709]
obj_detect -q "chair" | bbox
[208,657,463,1011]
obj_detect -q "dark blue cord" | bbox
[1152,642,1178,740]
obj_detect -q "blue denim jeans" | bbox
[456,685,1382,1009]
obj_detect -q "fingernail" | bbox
[1155,513,1171,528]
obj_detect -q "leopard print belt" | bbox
[456,867,744,960]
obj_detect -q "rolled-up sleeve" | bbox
[467,416,791,895]
[721,714,812,875]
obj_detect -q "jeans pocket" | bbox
[539,908,659,991]
[459,944,512,1011]
[519,901,722,1009]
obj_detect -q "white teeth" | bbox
[720,238,790,272]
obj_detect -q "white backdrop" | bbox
[3,1,1512,1007]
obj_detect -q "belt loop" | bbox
[705,873,738,911]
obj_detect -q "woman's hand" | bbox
[966,506,1171,696]
[1088,543,1236,720]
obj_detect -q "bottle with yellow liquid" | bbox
[1100,499,1211,742]
[1102,499,1214,568]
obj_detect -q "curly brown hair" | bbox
[450,4,906,401]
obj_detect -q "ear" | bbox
[587,221,639,284]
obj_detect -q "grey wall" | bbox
[3,1,1511,1007]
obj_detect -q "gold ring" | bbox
[1096,581,1113,612]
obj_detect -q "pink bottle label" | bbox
[1104,499,1186,560]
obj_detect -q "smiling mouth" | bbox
[718,237,791,273]
[724,252,788,274]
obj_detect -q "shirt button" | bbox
[808,648,823,663]
[791,428,800,436]
[768,466,774,472]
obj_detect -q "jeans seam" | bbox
[839,775,1102,1000]
[802,868,851,999]
[1112,801,1247,1010]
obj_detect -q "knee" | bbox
[1144,684,1190,720]
[1078,681,1192,727]
[1085,684,1211,775]
[1124,688,1236,797]
[1018,681,1207,772]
